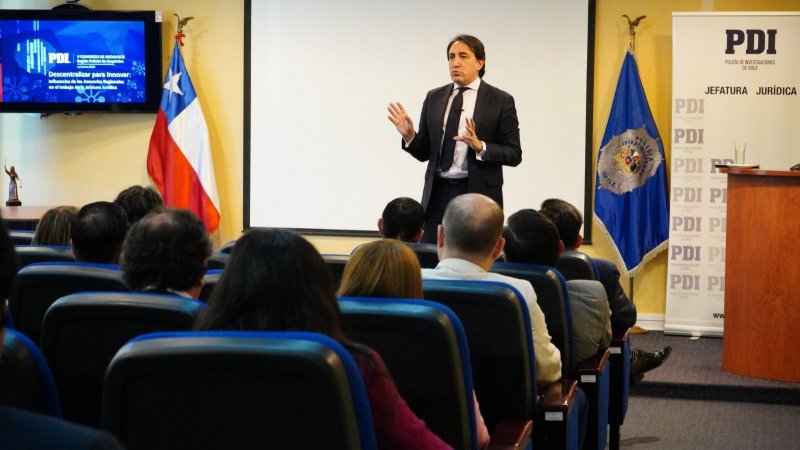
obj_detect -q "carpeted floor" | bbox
[617,331,800,449]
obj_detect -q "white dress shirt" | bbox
[422,258,563,384]
[439,78,487,178]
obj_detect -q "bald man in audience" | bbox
[421,193,562,384]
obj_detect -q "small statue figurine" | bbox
[5,164,21,206]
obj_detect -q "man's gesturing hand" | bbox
[388,102,416,142]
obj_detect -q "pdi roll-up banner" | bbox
[666,12,800,336]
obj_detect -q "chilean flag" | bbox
[147,42,220,233]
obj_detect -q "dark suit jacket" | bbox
[402,81,522,209]
[594,258,637,330]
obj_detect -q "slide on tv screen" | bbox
[0,19,148,104]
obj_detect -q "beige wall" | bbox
[1,0,796,321]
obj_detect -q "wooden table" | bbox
[1,206,53,230]
[721,168,800,382]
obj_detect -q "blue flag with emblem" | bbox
[594,50,668,276]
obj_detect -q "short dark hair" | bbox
[540,198,583,249]
[442,194,504,257]
[503,209,561,267]
[447,34,486,78]
[121,207,212,292]
[113,186,164,225]
[71,201,130,264]
[32,206,78,246]
[381,197,424,242]
[194,229,348,344]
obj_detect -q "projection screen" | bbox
[245,0,594,236]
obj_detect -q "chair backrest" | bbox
[323,254,349,289]
[206,252,229,270]
[15,245,75,268]
[40,292,207,427]
[405,242,440,269]
[218,239,237,254]
[339,297,477,450]
[421,279,536,432]
[491,262,576,376]
[102,331,377,450]
[9,230,35,246]
[0,329,61,417]
[8,262,129,344]
[557,250,599,281]
[199,269,222,302]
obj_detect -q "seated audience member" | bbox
[421,193,562,385]
[338,239,490,448]
[113,185,164,225]
[502,209,612,363]
[31,206,78,246]
[70,201,129,264]
[120,207,211,299]
[540,198,671,382]
[194,229,453,450]
[0,213,124,450]
[378,197,425,243]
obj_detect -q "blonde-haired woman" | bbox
[32,206,78,246]
[338,239,490,449]
[339,239,423,300]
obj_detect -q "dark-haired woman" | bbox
[194,229,452,450]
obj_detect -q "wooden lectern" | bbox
[721,168,800,382]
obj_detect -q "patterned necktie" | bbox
[439,87,468,172]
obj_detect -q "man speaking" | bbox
[388,34,522,244]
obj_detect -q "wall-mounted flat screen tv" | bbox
[0,9,162,113]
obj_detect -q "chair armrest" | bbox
[486,419,533,450]
[611,328,630,347]
[539,377,578,414]
[576,348,611,378]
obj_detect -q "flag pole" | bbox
[622,13,650,335]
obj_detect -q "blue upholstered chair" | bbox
[8,262,129,344]
[199,269,222,302]
[557,250,600,282]
[339,297,532,450]
[491,262,610,450]
[218,239,237,254]
[40,292,207,427]
[322,254,349,288]
[9,230,35,246]
[422,278,581,450]
[0,328,61,417]
[405,242,440,269]
[102,331,378,450]
[206,252,229,270]
[555,251,631,450]
[14,245,75,268]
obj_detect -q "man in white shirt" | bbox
[421,193,562,385]
[388,34,522,243]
